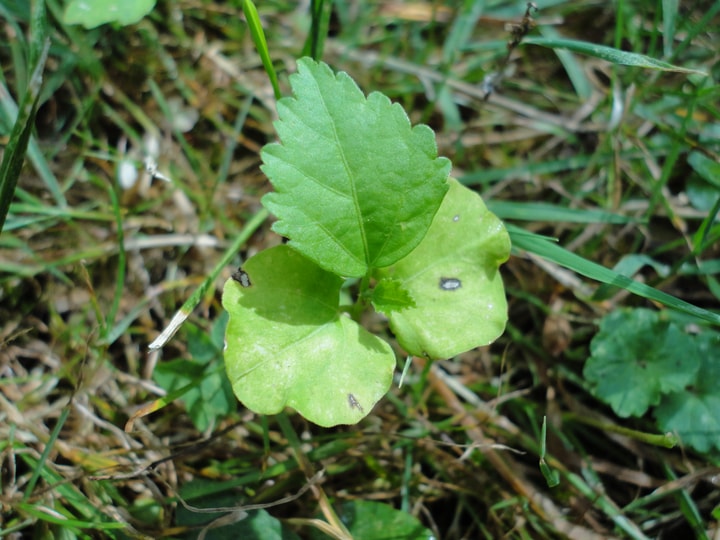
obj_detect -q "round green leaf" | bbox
[63,0,156,28]
[375,178,510,359]
[222,245,394,427]
[655,330,720,453]
[584,309,701,418]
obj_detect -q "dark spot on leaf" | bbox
[439,277,461,291]
[232,268,252,287]
[348,393,364,413]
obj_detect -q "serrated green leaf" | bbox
[370,278,416,314]
[63,0,156,28]
[261,58,451,277]
[655,330,720,453]
[222,245,395,427]
[584,309,701,418]
[375,178,510,359]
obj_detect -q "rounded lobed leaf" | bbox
[261,58,451,277]
[654,330,720,453]
[374,178,510,359]
[222,245,395,427]
[584,308,701,418]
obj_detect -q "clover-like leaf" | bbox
[374,178,510,359]
[654,330,720,453]
[261,58,451,277]
[584,309,701,418]
[222,245,395,427]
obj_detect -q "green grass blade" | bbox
[488,201,636,224]
[523,36,706,75]
[662,462,708,540]
[22,403,70,501]
[565,470,650,540]
[509,225,720,325]
[105,179,125,336]
[302,0,333,60]
[29,0,49,68]
[0,39,50,233]
[242,0,281,100]
[148,208,269,350]
[442,0,486,66]
[662,0,678,58]
[539,417,560,488]
[539,26,592,100]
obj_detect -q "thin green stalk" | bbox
[22,404,71,501]
[105,178,125,337]
[564,412,678,448]
[663,462,708,540]
[0,37,50,233]
[242,0,281,101]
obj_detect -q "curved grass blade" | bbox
[148,208,268,350]
[302,0,332,60]
[488,201,636,224]
[523,36,706,75]
[0,39,50,233]
[241,0,281,100]
[509,225,720,326]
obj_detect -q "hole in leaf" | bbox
[439,277,462,291]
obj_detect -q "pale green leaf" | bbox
[375,178,510,359]
[222,245,394,427]
[63,0,156,28]
[262,58,451,277]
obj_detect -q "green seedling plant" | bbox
[222,58,510,427]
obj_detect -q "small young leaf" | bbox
[369,278,416,314]
[584,309,701,418]
[262,58,451,277]
[375,178,510,359]
[222,245,395,427]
